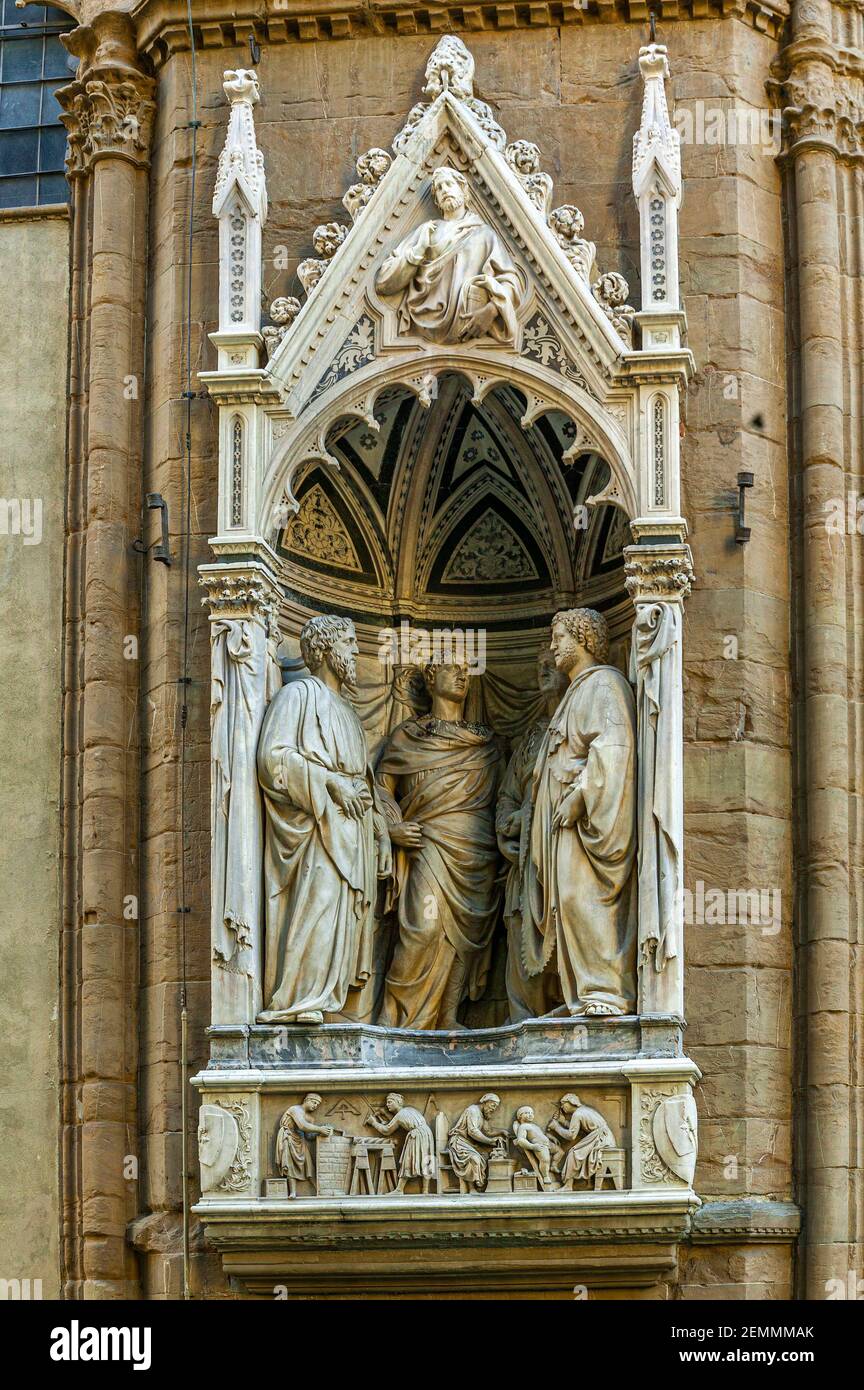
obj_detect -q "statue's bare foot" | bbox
[583,1002,622,1017]
[295,1010,324,1024]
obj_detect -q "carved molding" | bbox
[135,2,791,70]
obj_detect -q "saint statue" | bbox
[375,165,522,345]
[366,1093,436,1194]
[376,661,504,1030]
[257,616,390,1024]
[496,648,568,1021]
[527,608,637,1017]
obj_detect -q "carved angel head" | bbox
[356,147,392,185]
[269,295,301,326]
[593,271,630,308]
[505,140,541,176]
[312,221,348,258]
[549,204,585,242]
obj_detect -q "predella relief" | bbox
[267,1090,625,1200]
[253,607,637,1031]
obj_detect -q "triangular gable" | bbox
[264,58,628,416]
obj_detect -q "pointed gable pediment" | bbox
[262,35,634,418]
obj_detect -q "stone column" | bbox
[200,562,283,1026]
[57,13,155,1299]
[780,0,854,1300]
[624,543,694,1020]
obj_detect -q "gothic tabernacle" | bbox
[192,31,700,1295]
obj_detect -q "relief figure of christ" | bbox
[375,165,522,346]
[375,662,505,1030]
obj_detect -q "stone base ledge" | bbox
[196,1189,698,1297]
[205,1014,686,1071]
[690,1199,801,1244]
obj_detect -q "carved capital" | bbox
[200,562,282,635]
[624,543,694,603]
[57,15,155,175]
[771,38,864,161]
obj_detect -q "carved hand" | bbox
[376,832,393,879]
[389,820,424,849]
[328,775,373,820]
[552,783,586,830]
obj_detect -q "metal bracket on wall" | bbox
[146,493,172,565]
[735,471,753,544]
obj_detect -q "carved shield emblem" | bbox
[651,1093,697,1184]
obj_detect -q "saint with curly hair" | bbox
[527,608,637,1017]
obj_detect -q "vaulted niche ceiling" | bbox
[277,374,628,629]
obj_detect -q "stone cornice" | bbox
[129,0,790,69]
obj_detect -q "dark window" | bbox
[0,3,75,209]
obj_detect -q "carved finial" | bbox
[632,43,681,200]
[213,68,267,220]
[423,35,475,100]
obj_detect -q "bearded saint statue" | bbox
[257,616,390,1025]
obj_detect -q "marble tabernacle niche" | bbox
[194,34,700,1293]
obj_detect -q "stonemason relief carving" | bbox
[264,1091,624,1199]
[257,616,391,1024]
[275,1094,334,1197]
[375,166,523,346]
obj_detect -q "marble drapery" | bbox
[257,675,379,1022]
[377,717,504,1028]
[211,618,281,967]
[496,716,563,1020]
[527,666,637,1014]
[376,213,522,345]
[631,603,681,974]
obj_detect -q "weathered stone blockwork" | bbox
[44,0,862,1301]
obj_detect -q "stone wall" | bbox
[0,207,69,1300]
